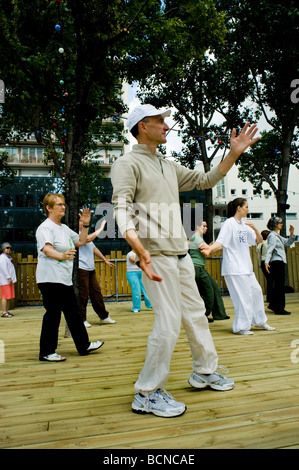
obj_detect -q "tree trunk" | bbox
[65,134,84,298]
[201,147,213,243]
[205,188,214,244]
[276,130,292,237]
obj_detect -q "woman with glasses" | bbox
[265,216,296,315]
[36,193,104,362]
[0,242,17,318]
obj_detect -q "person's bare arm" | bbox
[200,241,223,257]
[86,219,107,243]
[93,246,115,267]
[75,208,91,247]
[42,243,76,261]
[218,123,260,176]
[245,222,263,244]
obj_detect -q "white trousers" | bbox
[135,254,218,394]
[224,273,268,333]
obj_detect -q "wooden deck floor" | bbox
[1,293,299,450]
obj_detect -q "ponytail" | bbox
[227,198,247,218]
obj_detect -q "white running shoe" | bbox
[100,316,116,324]
[39,353,66,362]
[132,388,186,418]
[254,323,275,330]
[234,330,254,335]
[84,320,92,328]
[86,340,104,352]
[189,370,234,391]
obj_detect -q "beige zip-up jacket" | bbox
[111,144,223,256]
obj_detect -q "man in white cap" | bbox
[111,104,259,417]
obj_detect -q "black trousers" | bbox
[38,283,90,357]
[269,260,285,314]
[261,261,274,304]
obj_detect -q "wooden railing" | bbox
[8,243,299,305]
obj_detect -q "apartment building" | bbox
[201,155,299,240]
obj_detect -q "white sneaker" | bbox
[189,369,234,391]
[86,340,104,352]
[132,309,140,313]
[100,316,116,324]
[84,320,92,328]
[254,323,275,331]
[234,330,254,335]
[39,353,66,362]
[132,388,186,418]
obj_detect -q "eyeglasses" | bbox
[5,247,11,249]
[54,203,66,207]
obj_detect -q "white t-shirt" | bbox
[79,241,95,271]
[0,253,17,285]
[126,251,141,272]
[216,217,256,276]
[36,218,79,285]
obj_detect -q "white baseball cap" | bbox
[127,104,171,131]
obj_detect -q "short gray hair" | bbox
[267,216,283,231]
[1,242,11,252]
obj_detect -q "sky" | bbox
[128,83,183,154]
[128,82,274,159]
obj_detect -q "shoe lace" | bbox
[216,364,229,379]
[156,388,175,403]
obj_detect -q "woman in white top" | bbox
[36,193,103,361]
[0,242,17,317]
[201,198,275,335]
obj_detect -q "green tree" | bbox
[132,1,238,240]
[0,152,16,187]
[215,0,299,235]
[238,129,299,218]
[0,0,163,230]
[136,0,299,238]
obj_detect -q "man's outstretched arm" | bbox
[218,122,260,176]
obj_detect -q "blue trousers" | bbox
[126,271,152,311]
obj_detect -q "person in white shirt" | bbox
[78,218,115,327]
[36,193,104,362]
[126,250,152,312]
[201,198,275,335]
[0,243,17,318]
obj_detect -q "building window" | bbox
[216,179,225,198]
[1,147,19,163]
[286,213,297,220]
[231,189,236,195]
[37,149,45,163]
[242,189,247,195]
[247,213,263,219]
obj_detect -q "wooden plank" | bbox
[1,294,299,449]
